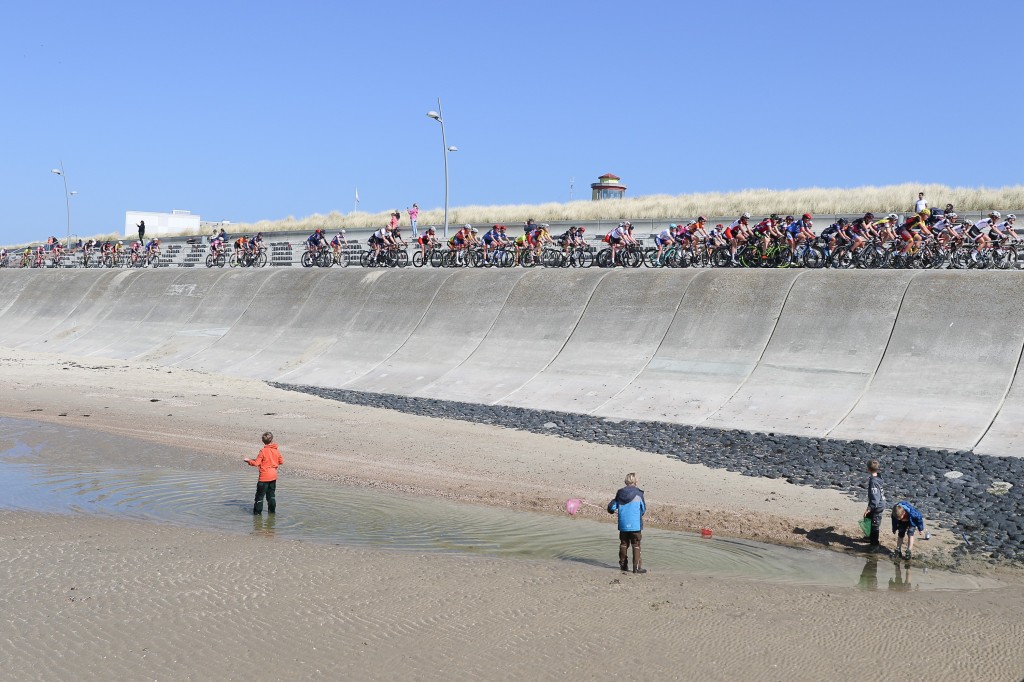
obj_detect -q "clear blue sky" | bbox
[2,0,1021,243]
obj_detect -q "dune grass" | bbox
[227,183,1024,234]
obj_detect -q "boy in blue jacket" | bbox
[608,472,647,574]
[891,501,925,560]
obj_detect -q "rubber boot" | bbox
[253,501,263,515]
[868,528,880,548]
[632,544,647,574]
[618,542,629,572]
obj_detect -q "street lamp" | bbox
[427,99,457,239]
[50,161,74,245]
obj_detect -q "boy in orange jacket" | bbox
[244,432,283,514]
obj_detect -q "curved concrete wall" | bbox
[1,269,1021,456]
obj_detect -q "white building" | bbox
[124,210,201,238]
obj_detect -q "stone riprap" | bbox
[271,382,1024,566]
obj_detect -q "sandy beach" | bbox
[2,347,1023,680]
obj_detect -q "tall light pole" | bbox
[426,99,457,239]
[50,162,74,245]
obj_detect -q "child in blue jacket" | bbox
[891,501,925,560]
[608,472,647,574]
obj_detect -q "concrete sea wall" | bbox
[1,269,1021,456]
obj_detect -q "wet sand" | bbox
[3,348,1024,680]
[3,511,1023,681]
[0,348,928,553]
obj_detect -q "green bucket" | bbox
[858,517,872,537]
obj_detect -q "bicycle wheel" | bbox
[595,248,611,268]
[577,249,593,268]
[412,251,425,267]
[257,251,268,268]
[301,251,314,267]
[430,249,445,268]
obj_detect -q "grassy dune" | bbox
[229,183,1024,234]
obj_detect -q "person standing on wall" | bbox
[408,203,420,238]
[137,220,146,242]
[914,192,928,214]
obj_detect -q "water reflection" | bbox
[0,417,999,592]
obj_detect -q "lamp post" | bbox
[50,162,74,245]
[426,99,458,239]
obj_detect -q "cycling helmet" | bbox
[118,241,123,245]
[471,227,478,233]
[864,212,875,220]
[1005,214,1016,222]
[946,212,958,221]
[618,222,625,228]
[578,227,585,233]
[427,226,436,233]
[540,223,549,228]
[685,219,697,226]
[464,223,472,229]
[697,215,707,222]
[669,224,677,229]
[741,212,751,219]
[801,213,812,220]
[887,213,899,221]
[990,211,1001,219]
[785,215,794,222]
[339,229,346,235]
[837,218,849,226]
[498,225,506,231]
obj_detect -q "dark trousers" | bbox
[619,531,642,569]
[867,510,882,546]
[254,479,277,514]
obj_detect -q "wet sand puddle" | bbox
[0,418,1000,592]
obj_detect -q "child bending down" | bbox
[891,501,925,560]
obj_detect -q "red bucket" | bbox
[700,528,713,538]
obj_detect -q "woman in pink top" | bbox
[408,203,419,237]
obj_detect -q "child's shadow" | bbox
[792,526,865,550]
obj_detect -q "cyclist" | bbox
[993,213,1016,241]
[654,224,676,261]
[329,230,346,260]
[0,248,7,267]
[417,226,438,262]
[448,224,471,264]
[369,224,394,260]
[848,212,875,251]
[931,212,958,245]
[145,238,161,262]
[307,228,328,259]
[608,221,636,266]
[966,212,1000,260]
[897,212,927,258]
[725,212,752,265]
[687,216,710,245]
[786,214,815,257]
[249,232,266,256]
[233,235,248,260]
[527,223,551,259]
[753,214,783,257]
[209,233,226,258]
[483,224,503,262]
[874,214,900,243]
